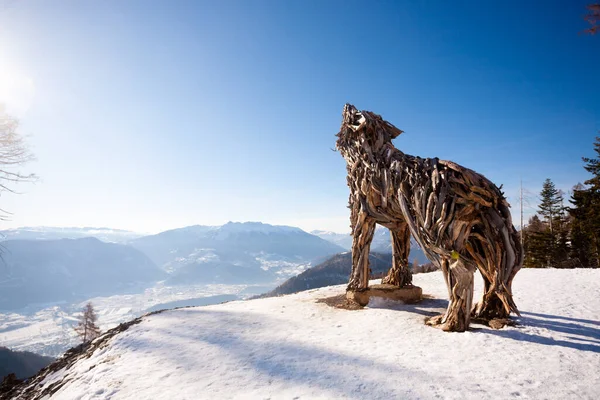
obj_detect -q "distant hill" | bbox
[0,238,165,310]
[310,228,392,251]
[309,230,354,249]
[0,227,142,243]
[256,250,439,299]
[0,347,54,380]
[311,227,429,264]
[255,252,393,298]
[131,222,345,283]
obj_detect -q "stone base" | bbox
[346,284,422,307]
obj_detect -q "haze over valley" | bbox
[0,222,427,356]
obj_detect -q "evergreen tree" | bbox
[73,302,101,343]
[538,179,562,238]
[570,187,593,267]
[569,136,600,268]
[583,136,600,188]
[523,215,548,268]
[554,189,571,266]
[535,179,569,267]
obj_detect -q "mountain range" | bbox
[0,227,141,243]
[130,222,344,274]
[0,223,345,310]
[0,222,434,311]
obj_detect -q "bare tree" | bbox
[584,3,600,34]
[73,302,101,343]
[0,105,36,220]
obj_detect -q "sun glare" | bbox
[0,59,35,116]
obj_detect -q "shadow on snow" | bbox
[369,297,600,353]
[124,308,433,399]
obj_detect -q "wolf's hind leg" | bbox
[427,258,475,332]
[441,258,475,331]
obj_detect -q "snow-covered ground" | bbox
[19,269,600,399]
[0,282,272,357]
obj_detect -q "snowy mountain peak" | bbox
[215,222,304,239]
[169,225,219,235]
[310,230,350,236]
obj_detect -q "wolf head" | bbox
[336,104,403,156]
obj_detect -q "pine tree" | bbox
[538,179,562,238]
[554,190,571,266]
[583,136,600,188]
[74,302,101,343]
[570,185,593,267]
[523,215,549,268]
[569,136,600,268]
[536,179,568,267]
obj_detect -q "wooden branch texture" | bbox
[336,104,523,332]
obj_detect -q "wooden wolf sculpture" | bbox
[336,104,523,332]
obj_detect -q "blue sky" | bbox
[0,0,598,233]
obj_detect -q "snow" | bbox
[165,248,220,272]
[23,269,600,399]
[255,252,311,276]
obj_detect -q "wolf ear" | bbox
[384,120,404,139]
[389,126,403,139]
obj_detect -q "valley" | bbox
[0,223,339,356]
[0,281,268,357]
[0,223,427,358]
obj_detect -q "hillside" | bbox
[0,238,164,309]
[256,252,393,298]
[0,348,54,380]
[4,269,599,400]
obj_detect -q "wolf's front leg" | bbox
[346,214,376,305]
[382,223,412,287]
